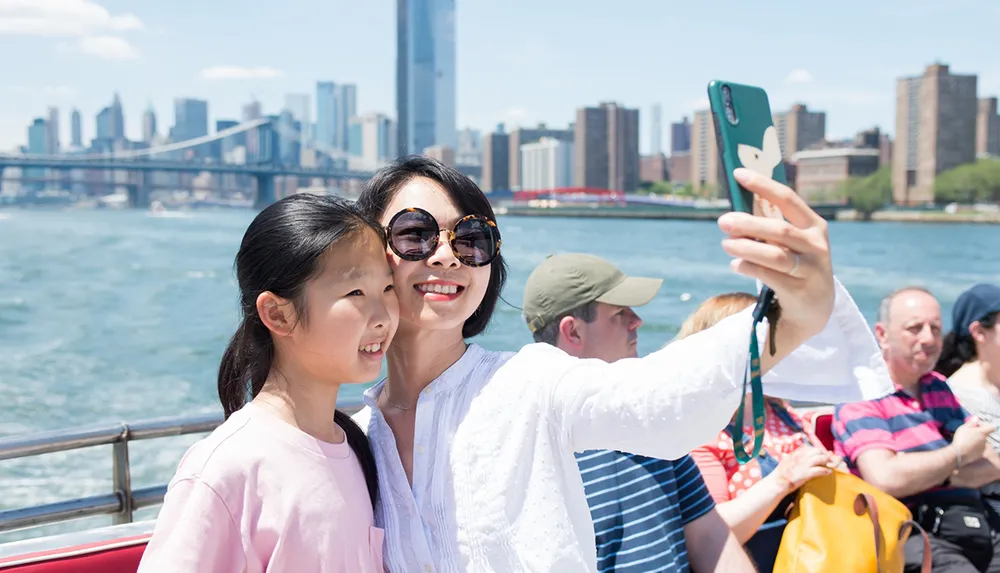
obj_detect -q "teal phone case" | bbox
[707,80,787,215]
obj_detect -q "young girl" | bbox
[138,194,398,572]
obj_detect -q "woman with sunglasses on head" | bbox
[352,155,890,573]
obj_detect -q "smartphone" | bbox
[707,81,787,463]
[706,80,786,221]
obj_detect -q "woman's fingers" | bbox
[733,168,826,230]
[729,258,800,293]
[722,238,802,278]
[718,211,819,256]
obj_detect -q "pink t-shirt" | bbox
[138,402,384,573]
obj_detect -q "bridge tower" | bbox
[125,171,152,208]
[253,173,276,209]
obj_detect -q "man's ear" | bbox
[873,322,889,351]
[257,291,297,337]
[558,315,585,350]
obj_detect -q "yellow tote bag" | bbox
[773,470,931,573]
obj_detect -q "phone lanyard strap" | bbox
[731,291,778,464]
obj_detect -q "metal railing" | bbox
[0,397,365,534]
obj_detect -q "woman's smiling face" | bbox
[380,176,492,336]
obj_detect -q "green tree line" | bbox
[933,158,1000,204]
[636,158,1000,218]
[835,158,1000,218]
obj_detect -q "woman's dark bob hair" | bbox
[356,155,507,339]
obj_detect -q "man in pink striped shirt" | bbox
[834,286,1000,572]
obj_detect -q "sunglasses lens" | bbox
[454,218,499,266]
[389,210,438,260]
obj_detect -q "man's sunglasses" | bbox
[385,207,502,268]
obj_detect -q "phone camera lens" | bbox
[721,84,738,125]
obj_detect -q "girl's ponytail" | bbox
[335,410,379,507]
[935,330,976,379]
[935,311,998,378]
[217,315,274,418]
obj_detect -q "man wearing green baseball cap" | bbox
[522,253,754,572]
[523,253,663,362]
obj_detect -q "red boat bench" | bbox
[0,523,152,573]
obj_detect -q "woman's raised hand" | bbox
[717,168,835,344]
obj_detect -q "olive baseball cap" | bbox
[523,253,663,333]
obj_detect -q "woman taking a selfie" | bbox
[352,155,889,572]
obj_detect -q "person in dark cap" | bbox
[523,253,755,573]
[938,284,1000,454]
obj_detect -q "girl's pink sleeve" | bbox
[137,478,246,573]
[690,445,732,504]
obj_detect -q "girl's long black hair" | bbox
[217,193,381,506]
[935,311,999,378]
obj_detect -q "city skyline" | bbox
[1,0,998,152]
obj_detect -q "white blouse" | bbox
[354,277,891,572]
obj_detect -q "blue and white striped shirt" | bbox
[576,451,715,573]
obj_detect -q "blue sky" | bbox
[1,0,997,152]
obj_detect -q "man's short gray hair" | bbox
[877,286,935,325]
[532,301,599,346]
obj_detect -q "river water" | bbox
[1,208,999,541]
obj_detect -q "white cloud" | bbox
[78,35,137,60]
[0,0,142,59]
[0,0,143,35]
[784,69,814,84]
[200,66,285,80]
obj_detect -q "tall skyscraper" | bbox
[170,98,209,159]
[170,98,209,142]
[46,107,60,154]
[243,100,263,161]
[397,0,456,155]
[96,108,113,142]
[142,104,157,143]
[651,104,662,154]
[977,97,1000,157]
[284,93,312,145]
[277,110,301,166]
[573,102,640,192]
[70,108,82,148]
[314,82,358,154]
[773,104,826,158]
[27,118,48,155]
[481,126,510,192]
[95,94,125,144]
[109,93,124,140]
[316,81,337,150]
[893,63,978,205]
[25,118,48,186]
[690,110,719,195]
[338,84,357,152]
[670,116,691,154]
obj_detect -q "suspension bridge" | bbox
[0,117,378,209]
